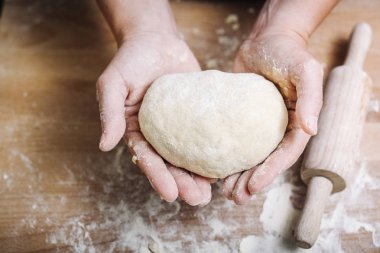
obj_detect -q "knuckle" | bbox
[303,59,323,77]
[96,74,109,91]
[293,58,323,79]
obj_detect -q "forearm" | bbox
[251,0,340,44]
[96,0,178,44]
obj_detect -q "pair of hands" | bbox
[97,30,323,206]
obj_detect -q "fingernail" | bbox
[200,195,211,206]
[306,116,318,135]
[199,187,212,206]
[99,135,105,150]
[168,199,177,203]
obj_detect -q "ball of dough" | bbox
[138,70,288,178]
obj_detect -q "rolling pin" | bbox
[294,23,372,249]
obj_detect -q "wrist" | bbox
[248,0,339,47]
[116,20,179,46]
[97,0,179,46]
[249,26,309,48]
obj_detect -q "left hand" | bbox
[223,32,323,205]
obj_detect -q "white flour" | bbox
[41,146,244,253]
[240,161,380,252]
[4,144,378,253]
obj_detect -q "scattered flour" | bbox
[16,150,35,172]
[205,58,218,69]
[240,160,380,252]
[3,1,378,252]
[192,27,200,35]
[41,147,243,253]
[231,23,240,31]
[5,147,380,252]
[259,183,300,238]
[215,28,225,35]
[225,14,239,25]
[240,231,344,253]
[204,12,245,71]
[4,122,379,253]
[217,36,240,53]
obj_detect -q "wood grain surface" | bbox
[0,0,379,252]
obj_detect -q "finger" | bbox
[126,115,140,132]
[193,175,212,206]
[125,103,141,118]
[97,68,128,152]
[222,173,241,200]
[167,165,205,206]
[248,129,310,194]
[127,131,178,202]
[125,86,150,106]
[232,169,255,205]
[292,59,324,135]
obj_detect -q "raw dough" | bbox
[138,70,288,178]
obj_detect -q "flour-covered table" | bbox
[0,0,379,252]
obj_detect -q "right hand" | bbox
[97,32,213,206]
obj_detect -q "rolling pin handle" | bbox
[295,176,333,249]
[344,23,372,68]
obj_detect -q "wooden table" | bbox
[0,0,379,252]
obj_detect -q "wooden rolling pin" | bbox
[294,23,372,249]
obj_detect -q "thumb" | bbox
[97,67,128,151]
[292,58,324,135]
